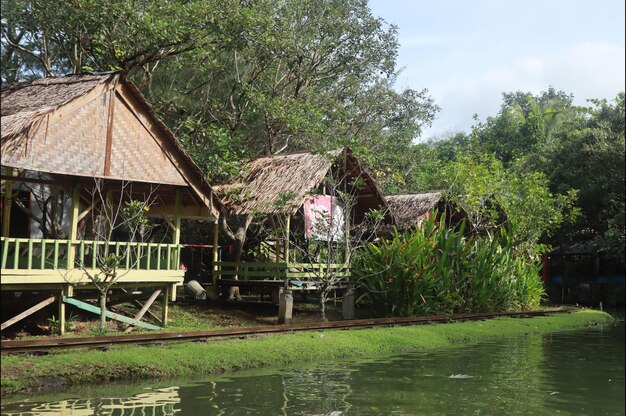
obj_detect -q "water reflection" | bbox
[174,368,356,415]
[2,387,181,416]
[2,320,624,416]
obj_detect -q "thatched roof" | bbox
[1,72,221,217]
[215,148,391,221]
[384,192,445,229]
[2,73,106,116]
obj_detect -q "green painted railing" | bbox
[213,261,351,281]
[0,237,181,271]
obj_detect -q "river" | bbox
[2,316,624,415]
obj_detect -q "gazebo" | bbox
[1,72,221,333]
[212,148,393,296]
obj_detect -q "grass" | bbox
[0,309,614,396]
[14,300,336,339]
[14,302,264,340]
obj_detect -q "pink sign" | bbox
[304,195,344,241]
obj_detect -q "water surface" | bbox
[2,318,624,415]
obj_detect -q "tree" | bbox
[219,212,254,301]
[426,154,578,258]
[72,179,158,334]
[133,0,438,184]
[3,0,439,193]
[468,88,574,166]
[1,0,218,80]
[407,88,622,263]
[530,93,625,258]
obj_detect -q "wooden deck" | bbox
[216,278,351,291]
[213,261,350,282]
[1,236,182,334]
[213,261,351,299]
[1,237,184,289]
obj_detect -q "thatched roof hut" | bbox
[385,192,467,230]
[1,72,220,219]
[214,148,392,223]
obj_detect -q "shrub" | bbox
[353,215,544,316]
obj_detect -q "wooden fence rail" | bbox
[213,261,351,282]
[0,237,181,271]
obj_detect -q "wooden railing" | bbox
[213,261,351,282]
[1,237,181,271]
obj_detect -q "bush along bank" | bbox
[354,217,545,317]
[0,309,614,396]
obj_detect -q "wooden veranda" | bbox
[1,72,221,334]
[213,148,393,304]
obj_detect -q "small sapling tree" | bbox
[74,179,158,333]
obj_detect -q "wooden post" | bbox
[162,285,170,326]
[124,289,161,333]
[342,285,355,320]
[344,203,350,263]
[58,290,65,336]
[67,186,81,269]
[1,296,56,331]
[103,86,116,176]
[278,289,293,324]
[269,215,281,263]
[212,220,219,286]
[172,190,181,269]
[284,214,291,264]
[2,168,13,237]
[58,285,73,336]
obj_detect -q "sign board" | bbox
[304,195,345,241]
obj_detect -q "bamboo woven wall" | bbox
[3,93,109,175]
[110,94,186,186]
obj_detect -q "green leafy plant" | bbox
[47,311,78,334]
[353,213,545,317]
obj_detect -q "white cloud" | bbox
[545,42,625,101]
[422,42,625,139]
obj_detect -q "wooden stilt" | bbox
[67,186,81,269]
[1,296,56,331]
[117,288,162,323]
[212,220,219,286]
[62,296,160,330]
[58,289,66,336]
[58,285,74,335]
[284,214,291,264]
[2,168,14,237]
[124,289,162,333]
[162,285,170,326]
[172,190,181,269]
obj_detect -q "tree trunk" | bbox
[228,237,244,300]
[319,289,328,322]
[220,213,253,301]
[99,292,107,334]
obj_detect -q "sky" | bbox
[367,0,626,140]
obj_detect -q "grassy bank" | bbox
[1,309,614,396]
